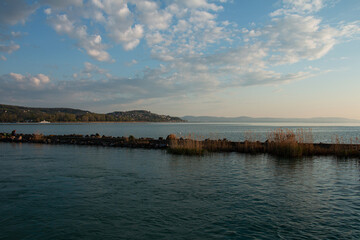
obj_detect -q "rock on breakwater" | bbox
[0,132,168,149]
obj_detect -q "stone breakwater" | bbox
[0,132,169,149]
[1,131,360,158]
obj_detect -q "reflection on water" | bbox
[1,143,360,239]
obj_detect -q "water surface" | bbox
[1,143,360,239]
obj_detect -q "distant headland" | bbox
[2,103,360,124]
[0,104,185,123]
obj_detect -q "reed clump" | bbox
[326,135,360,158]
[167,134,205,155]
[167,129,317,157]
[203,138,232,152]
[265,128,314,157]
[238,131,264,154]
[165,129,360,158]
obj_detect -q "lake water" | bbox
[1,123,360,239]
[2,122,360,143]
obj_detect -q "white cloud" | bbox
[0,31,22,57]
[84,34,112,62]
[91,0,104,9]
[1,55,7,61]
[111,24,144,50]
[5,73,51,89]
[177,0,223,11]
[44,8,52,15]
[87,1,145,51]
[245,13,360,66]
[51,14,74,34]
[261,14,338,64]
[150,41,311,90]
[41,0,230,61]
[126,59,138,66]
[142,3,231,62]
[339,21,360,39]
[9,73,24,82]
[50,14,112,62]
[271,0,324,16]
[31,74,50,86]
[0,43,20,54]
[11,31,22,37]
[83,62,106,75]
[135,1,173,30]
[189,10,216,24]
[70,62,108,80]
[145,32,164,46]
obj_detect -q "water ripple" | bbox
[1,143,360,239]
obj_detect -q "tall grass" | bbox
[167,134,205,155]
[264,128,314,157]
[167,128,360,158]
[327,134,360,157]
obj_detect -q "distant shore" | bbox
[0,104,185,123]
[2,130,360,158]
[0,121,184,124]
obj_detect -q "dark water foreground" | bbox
[1,143,360,239]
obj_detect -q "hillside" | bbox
[0,104,184,123]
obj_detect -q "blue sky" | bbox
[1,0,360,118]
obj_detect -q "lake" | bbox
[2,122,360,143]
[1,123,360,239]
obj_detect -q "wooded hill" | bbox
[0,104,184,123]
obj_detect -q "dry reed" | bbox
[167,135,205,155]
[167,128,360,158]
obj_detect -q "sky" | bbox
[0,0,360,118]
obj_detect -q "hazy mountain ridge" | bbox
[0,104,184,122]
[182,116,360,123]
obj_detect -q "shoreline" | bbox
[2,131,360,158]
[3,122,360,128]
[0,121,185,124]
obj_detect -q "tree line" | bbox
[0,105,183,123]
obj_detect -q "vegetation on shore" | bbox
[3,128,358,158]
[0,104,184,123]
[167,129,360,158]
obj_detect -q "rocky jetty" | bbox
[1,131,360,158]
[0,131,168,149]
